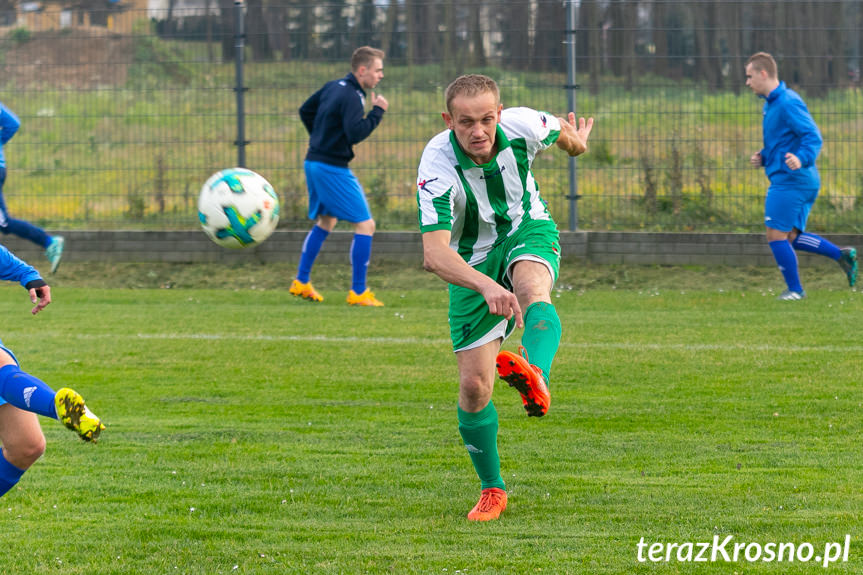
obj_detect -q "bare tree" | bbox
[246,0,273,61]
[578,0,600,94]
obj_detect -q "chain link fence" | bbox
[0,0,861,232]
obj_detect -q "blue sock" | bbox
[0,365,57,419]
[0,451,26,498]
[0,219,52,248]
[296,226,329,283]
[769,240,803,293]
[350,234,373,294]
[792,232,842,260]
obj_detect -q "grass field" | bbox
[0,261,860,574]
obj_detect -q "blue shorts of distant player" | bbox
[303,160,372,223]
[0,337,19,407]
[764,186,818,233]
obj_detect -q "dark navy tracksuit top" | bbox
[299,73,385,168]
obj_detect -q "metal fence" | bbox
[0,0,861,233]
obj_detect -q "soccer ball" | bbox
[198,168,280,249]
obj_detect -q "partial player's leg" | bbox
[346,218,383,306]
[0,348,104,442]
[790,231,858,287]
[767,226,804,300]
[456,340,508,521]
[0,169,54,254]
[0,404,46,498]
[291,214,335,303]
[291,162,334,302]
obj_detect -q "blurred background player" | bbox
[745,52,857,300]
[417,74,593,520]
[0,101,65,273]
[290,46,389,307]
[0,242,104,499]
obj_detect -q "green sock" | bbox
[457,402,505,490]
[522,301,562,384]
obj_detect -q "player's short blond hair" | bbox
[747,52,778,79]
[351,46,385,72]
[445,75,500,114]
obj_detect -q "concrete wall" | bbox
[2,230,861,267]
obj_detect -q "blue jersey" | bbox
[0,103,21,169]
[0,242,42,288]
[759,82,822,190]
[299,72,385,167]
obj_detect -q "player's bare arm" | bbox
[422,230,524,328]
[28,284,51,315]
[556,113,594,157]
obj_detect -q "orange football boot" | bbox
[467,487,508,521]
[346,289,384,307]
[496,346,550,417]
[289,279,323,302]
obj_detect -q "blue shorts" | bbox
[764,186,818,233]
[303,160,371,223]
[0,337,19,407]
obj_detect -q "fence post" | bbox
[565,0,579,231]
[234,0,247,168]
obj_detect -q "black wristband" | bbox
[25,279,48,290]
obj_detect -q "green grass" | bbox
[0,262,861,573]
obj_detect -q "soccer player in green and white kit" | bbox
[417,75,593,521]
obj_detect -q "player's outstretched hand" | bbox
[29,284,51,315]
[557,113,594,157]
[370,92,389,111]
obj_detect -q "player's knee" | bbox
[6,434,46,469]
[355,219,376,235]
[459,374,492,409]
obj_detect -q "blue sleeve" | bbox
[342,94,384,145]
[787,99,822,167]
[0,105,21,146]
[299,88,322,135]
[0,244,42,287]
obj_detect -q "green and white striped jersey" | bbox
[416,107,561,266]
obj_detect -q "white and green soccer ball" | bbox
[198,168,280,249]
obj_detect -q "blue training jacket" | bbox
[0,242,42,288]
[299,72,385,167]
[759,81,822,190]
[0,103,21,169]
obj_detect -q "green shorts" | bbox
[449,218,561,352]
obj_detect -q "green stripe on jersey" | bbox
[482,159,513,243]
[455,165,481,261]
[509,138,534,218]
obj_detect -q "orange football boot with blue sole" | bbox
[496,346,550,417]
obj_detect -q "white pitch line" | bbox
[9,331,860,354]
[119,333,863,353]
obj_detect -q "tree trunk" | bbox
[470,0,486,67]
[504,0,530,70]
[652,0,669,78]
[721,0,744,94]
[245,0,273,61]
[381,0,399,60]
[534,0,564,72]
